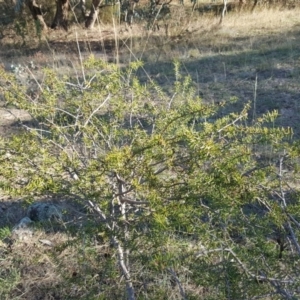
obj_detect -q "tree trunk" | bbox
[51,0,69,30]
[25,0,48,31]
[85,0,101,29]
[80,0,87,19]
[219,0,227,24]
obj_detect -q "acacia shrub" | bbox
[0,58,300,299]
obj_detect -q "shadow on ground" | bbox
[1,20,300,137]
[137,25,300,137]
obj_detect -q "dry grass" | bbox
[220,6,300,34]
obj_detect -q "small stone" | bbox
[39,239,53,246]
[12,217,34,241]
[27,203,62,222]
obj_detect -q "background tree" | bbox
[24,0,48,30]
[16,0,112,30]
[51,0,69,29]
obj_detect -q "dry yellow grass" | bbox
[219,6,300,35]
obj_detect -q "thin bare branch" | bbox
[83,94,111,127]
[196,247,295,284]
[217,113,247,133]
[167,268,187,300]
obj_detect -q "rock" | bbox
[27,203,62,222]
[39,239,53,246]
[11,202,63,241]
[12,217,34,241]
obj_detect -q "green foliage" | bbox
[13,19,28,41]
[0,268,20,299]
[0,227,11,240]
[0,58,299,299]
